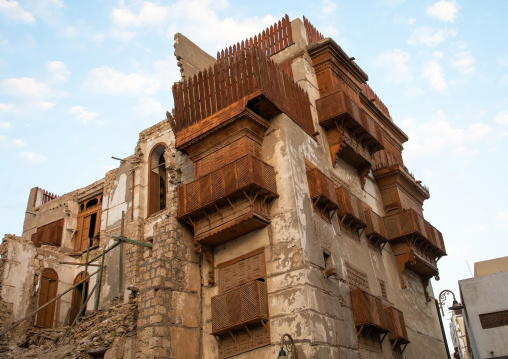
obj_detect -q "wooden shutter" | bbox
[149,170,160,215]
[219,250,266,293]
[36,269,58,328]
[31,232,41,247]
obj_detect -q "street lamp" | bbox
[278,333,298,359]
[438,289,465,316]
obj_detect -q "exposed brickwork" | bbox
[479,310,508,329]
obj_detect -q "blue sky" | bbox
[1,0,507,337]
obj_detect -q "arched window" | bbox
[148,144,167,216]
[69,272,88,324]
[36,268,58,328]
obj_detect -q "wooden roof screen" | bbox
[384,209,446,256]
[360,83,390,119]
[217,15,293,62]
[350,288,389,336]
[303,16,324,45]
[172,46,314,145]
[178,155,277,219]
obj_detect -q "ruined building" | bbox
[0,15,449,359]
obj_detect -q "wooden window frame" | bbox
[36,268,58,328]
[148,143,167,217]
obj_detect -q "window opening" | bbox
[148,145,167,216]
[86,198,98,208]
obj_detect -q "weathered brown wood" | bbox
[36,269,58,328]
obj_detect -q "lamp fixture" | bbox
[277,333,297,359]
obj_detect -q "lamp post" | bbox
[438,289,465,316]
[436,289,465,359]
[277,333,298,359]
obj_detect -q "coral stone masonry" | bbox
[0,15,448,359]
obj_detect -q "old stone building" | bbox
[0,15,448,359]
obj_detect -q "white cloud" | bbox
[401,111,465,158]
[44,61,70,83]
[112,1,170,28]
[494,110,508,125]
[451,51,475,74]
[12,138,25,147]
[136,97,163,115]
[422,61,447,91]
[164,0,276,52]
[407,26,457,46]
[20,151,46,163]
[0,103,14,112]
[69,105,101,125]
[498,212,508,221]
[0,121,10,129]
[0,0,36,24]
[0,77,51,98]
[373,49,413,85]
[394,16,416,25]
[85,67,160,96]
[426,1,459,23]
[322,0,337,15]
[467,123,492,141]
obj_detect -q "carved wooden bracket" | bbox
[395,251,415,289]
[358,165,370,189]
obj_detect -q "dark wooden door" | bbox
[36,269,58,327]
[69,272,88,324]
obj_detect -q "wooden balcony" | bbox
[336,187,367,230]
[173,46,314,150]
[306,168,339,221]
[178,155,277,247]
[364,208,388,244]
[350,288,389,337]
[316,90,383,154]
[211,281,268,336]
[384,209,446,256]
[384,306,410,349]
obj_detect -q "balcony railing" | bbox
[384,209,446,256]
[364,208,387,243]
[173,46,314,139]
[350,288,389,335]
[178,155,277,219]
[211,281,268,335]
[316,90,383,153]
[336,187,367,229]
[306,168,339,219]
[384,306,410,347]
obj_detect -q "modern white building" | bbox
[458,256,508,359]
[450,309,469,359]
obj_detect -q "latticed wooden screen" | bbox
[178,155,277,219]
[306,168,339,209]
[346,262,369,292]
[211,280,268,335]
[316,91,384,153]
[383,209,446,255]
[219,251,266,293]
[336,187,367,229]
[364,207,388,243]
[384,306,410,344]
[350,288,389,332]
